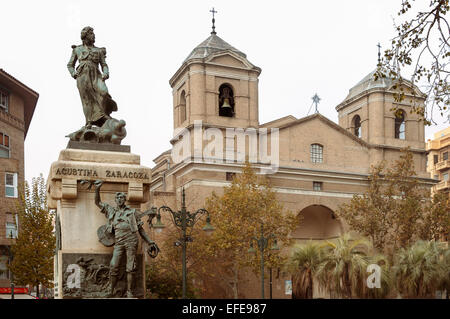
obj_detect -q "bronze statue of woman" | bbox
[67,26,118,129]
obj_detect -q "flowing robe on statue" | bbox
[67,45,117,127]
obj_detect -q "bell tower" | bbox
[336,69,426,150]
[169,16,261,135]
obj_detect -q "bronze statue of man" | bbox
[67,26,118,129]
[93,180,159,298]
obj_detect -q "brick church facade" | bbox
[146,29,436,298]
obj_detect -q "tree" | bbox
[145,263,197,299]
[288,235,392,299]
[287,242,323,299]
[439,247,450,297]
[201,161,297,299]
[145,227,200,299]
[316,233,391,299]
[8,175,55,298]
[377,0,449,124]
[419,192,450,241]
[393,240,448,298]
[338,149,450,255]
[316,234,371,299]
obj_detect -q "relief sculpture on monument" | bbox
[62,253,145,298]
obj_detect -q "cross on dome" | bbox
[210,7,218,35]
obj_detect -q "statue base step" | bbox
[67,140,130,153]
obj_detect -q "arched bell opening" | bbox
[218,83,235,117]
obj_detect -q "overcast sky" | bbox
[1,0,448,181]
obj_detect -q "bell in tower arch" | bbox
[219,84,234,117]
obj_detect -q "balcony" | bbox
[435,160,450,171]
[435,180,450,191]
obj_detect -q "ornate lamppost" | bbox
[149,188,214,299]
[248,221,279,299]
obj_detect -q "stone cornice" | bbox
[0,108,25,132]
[169,51,261,88]
[151,155,436,187]
[152,191,175,196]
[336,87,426,111]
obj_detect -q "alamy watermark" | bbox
[66,264,81,289]
[171,120,280,174]
[366,264,381,289]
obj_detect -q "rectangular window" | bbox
[310,144,323,163]
[5,172,18,198]
[434,155,439,164]
[6,222,17,239]
[313,181,322,191]
[444,173,449,181]
[5,213,17,239]
[226,172,236,181]
[0,256,9,280]
[0,132,10,158]
[443,152,448,161]
[0,90,9,112]
[398,124,405,140]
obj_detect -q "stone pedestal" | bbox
[47,148,151,299]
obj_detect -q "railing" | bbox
[435,160,450,171]
[435,180,449,191]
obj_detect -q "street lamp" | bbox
[149,187,214,299]
[248,222,279,299]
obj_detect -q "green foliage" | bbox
[201,161,297,298]
[378,0,449,124]
[287,242,323,299]
[338,149,449,255]
[316,234,391,299]
[289,236,449,299]
[8,174,55,290]
[145,222,201,299]
[393,240,449,297]
[145,263,197,299]
[419,192,450,241]
[288,234,392,299]
[440,248,450,293]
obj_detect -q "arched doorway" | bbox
[290,205,343,299]
[291,205,343,240]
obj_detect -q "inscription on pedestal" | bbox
[54,167,149,180]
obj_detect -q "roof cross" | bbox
[210,7,217,35]
[312,94,321,114]
[377,42,382,64]
[307,93,321,115]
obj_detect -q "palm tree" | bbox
[287,242,323,299]
[393,240,448,298]
[316,233,372,299]
[440,248,450,299]
[441,248,450,299]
